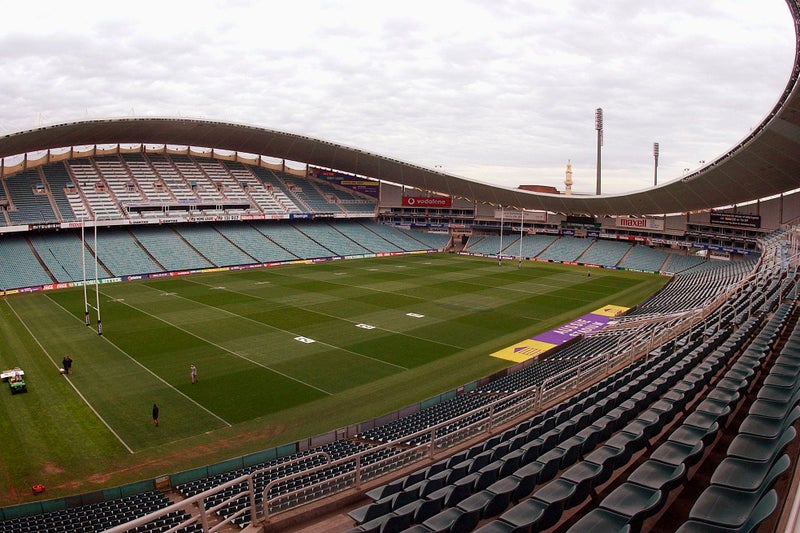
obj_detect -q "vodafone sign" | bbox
[402,196,452,208]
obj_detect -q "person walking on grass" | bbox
[190,363,198,384]
[152,403,159,427]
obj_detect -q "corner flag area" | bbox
[491,304,629,363]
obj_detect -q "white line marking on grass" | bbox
[4,299,135,454]
[43,295,233,430]
[122,285,338,392]
[187,274,469,351]
[172,279,413,370]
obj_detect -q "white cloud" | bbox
[0,0,794,195]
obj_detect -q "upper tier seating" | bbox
[3,154,380,225]
[145,154,199,204]
[280,173,343,214]
[67,160,124,220]
[248,167,303,214]
[41,164,78,222]
[5,170,58,225]
[224,162,289,215]
[121,153,174,205]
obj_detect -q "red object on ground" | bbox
[31,484,45,494]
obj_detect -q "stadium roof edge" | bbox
[2,1,800,216]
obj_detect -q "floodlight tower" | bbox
[595,108,603,195]
[653,142,660,186]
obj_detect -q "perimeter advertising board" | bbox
[615,217,665,231]
[312,168,380,198]
[402,196,452,208]
[710,212,761,229]
[493,210,547,222]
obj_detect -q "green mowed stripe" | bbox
[407,317,518,347]
[249,307,339,332]
[109,277,423,386]
[0,301,125,490]
[46,290,329,425]
[350,291,425,309]
[271,349,401,393]
[143,278,263,307]
[0,254,670,504]
[172,367,327,420]
[345,334,460,368]
[12,293,228,451]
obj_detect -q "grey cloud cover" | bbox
[0,0,794,194]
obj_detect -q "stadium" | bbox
[1,3,800,533]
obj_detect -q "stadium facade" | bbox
[0,1,800,532]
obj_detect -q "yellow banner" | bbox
[491,340,558,363]
[593,304,629,317]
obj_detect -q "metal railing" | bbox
[107,242,787,533]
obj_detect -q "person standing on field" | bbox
[190,363,198,384]
[152,403,159,427]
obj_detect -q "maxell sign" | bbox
[615,217,665,231]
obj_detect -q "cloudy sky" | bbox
[0,0,794,194]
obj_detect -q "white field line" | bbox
[5,299,136,454]
[43,294,233,430]
[109,286,338,393]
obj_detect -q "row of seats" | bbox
[0,221,450,289]
[170,245,792,523]
[0,491,173,533]
[465,233,712,274]
[344,317,737,532]
[2,153,378,226]
[676,307,800,532]
[4,246,784,532]
[341,258,795,532]
[562,302,794,532]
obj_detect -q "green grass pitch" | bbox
[0,254,668,505]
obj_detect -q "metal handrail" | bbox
[108,240,790,533]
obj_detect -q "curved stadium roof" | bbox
[1,1,800,217]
